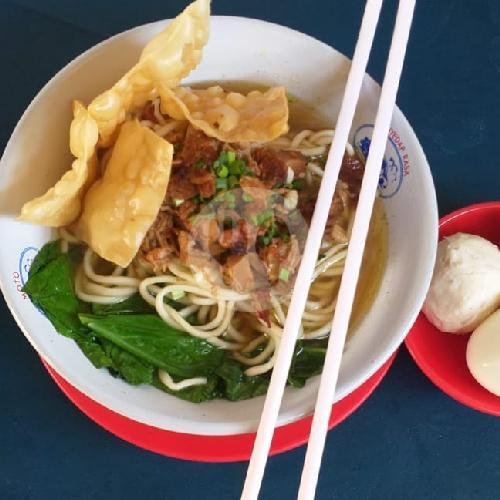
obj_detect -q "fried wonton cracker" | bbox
[159,85,289,143]
[77,121,174,267]
[88,0,210,147]
[19,101,99,227]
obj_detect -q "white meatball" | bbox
[423,233,500,333]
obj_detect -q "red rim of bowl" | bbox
[405,201,500,416]
[41,351,397,462]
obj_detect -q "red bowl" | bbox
[41,352,397,462]
[405,201,500,416]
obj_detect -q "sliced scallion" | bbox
[170,290,186,300]
[279,267,290,282]
[216,178,228,190]
[217,165,229,178]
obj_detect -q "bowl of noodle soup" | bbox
[0,6,438,435]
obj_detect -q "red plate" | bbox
[41,351,396,462]
[406,201,500,417]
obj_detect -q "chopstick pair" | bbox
[241,1,416,499]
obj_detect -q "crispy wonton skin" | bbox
[88,0,210,147]
[77,121,174,267]
[19,101,99,227]
[159,85,289,143]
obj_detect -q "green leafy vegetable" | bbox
[23,240,113,370]
[153,373,220,403]
[24,250,90,339]
[102,340,155,385]
[28,240,62,279]
[288,339,328,388]
[75,336,114,369]
[216,359,269,401]
[23,241,330,403]
[79,314,224,378]
[92,293,154,315]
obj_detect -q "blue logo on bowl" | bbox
[18,246,38,286]
[353,124,405,198]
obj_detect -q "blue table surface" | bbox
[1,1,499,499]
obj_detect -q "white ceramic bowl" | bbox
[0,17,438,435]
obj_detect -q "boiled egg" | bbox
[466,309,500,397]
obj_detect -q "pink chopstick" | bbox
[298,1,416,498]
[241,1,384,499]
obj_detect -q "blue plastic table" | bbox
[1,1,499,498]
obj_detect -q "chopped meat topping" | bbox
[258,241,281,284]
[178,230,213,268]
[219,227,245,251]
[191,217,221,254]
[167,167,198,201]
[339,153,365,192]
[324,181,351,245]
[163,125,187,146]
[176,199,198,229]
[258,235,301,285]
[217,219,255,254]
[188,165,216,199]
[139,211,178,272]
[187,167,214,185]
[252,148,307,187]
[239,175,269,214]
[239,175,267,190]
[222,253,267,293]
[136,102,363,312]
[143,247,172,273]
[238,219,258,250]
[251,289,272,324]
[181,125,221,167]
[140,101,158,123]
[297,188,315,221]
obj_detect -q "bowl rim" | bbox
[438,201,500,226]
[0,15,439,434]
[405,201,500,416]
